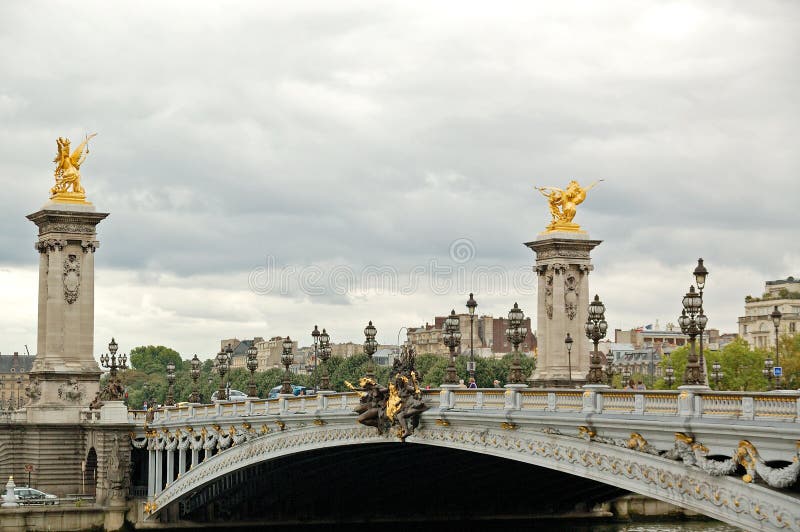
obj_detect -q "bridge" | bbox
[130,386,800,531]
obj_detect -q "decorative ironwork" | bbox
[189,354,201,403]
[318,329,331,390]
[246,343,258,397]
[585,295,608,384]
[506,303,527,384]
[99,337,127,401]
[280,337,294,395]
[363,321,378,380]
[679,285,705,385]
[442,310,461,385]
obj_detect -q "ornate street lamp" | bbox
[622,365,632,385]
[763,355,775,390]
[311,325,320,392]
[165,361,176,406]
[99,337,127,401]
[466,293,478,380]
[246,343,259,397]
[664,364,675,388]
[442,310,462,385]
[363,321,378,380]
[584,295,608,384]
[771,305,782,389]
[506,303,527,385]
[280,336,294,394]
[215,346,231,401]
[318,328,332,391]
[679,285,704,385]
[565,333,574,386]
[604,357,616,387]
[711,360,724,390]
[189,354,201,403]
[693,259,709,384]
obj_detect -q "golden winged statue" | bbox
[50,134,97,204]
[535,179,603,233]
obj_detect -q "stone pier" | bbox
[526,232,601,387]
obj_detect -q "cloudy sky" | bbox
[1,1,798,360]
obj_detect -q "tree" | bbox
[129,345,183,374]
[654,339,772,391]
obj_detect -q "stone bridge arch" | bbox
[145,421,799,531]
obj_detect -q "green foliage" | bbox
[129,345,183,374]
[654,338,773,391]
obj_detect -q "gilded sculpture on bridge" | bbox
[535,179,602,233]
[347,346,428,440]
[50,134,96,204]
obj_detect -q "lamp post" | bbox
[679,286,705,385]
[215,346,231,401]
[280,337,294,395]
[363,321,378,380]
[311,325,320,393]
[442,310,462,385]
[711,361,724,390]
[622,365,632,386]
[142,382,154,409]
[165,361,176,406]
[604,358,616,387]
[318,329,331,391]
[189,354,201,403]
[99,337,127,401]
[763,355,775,391]
[693,259,709,384]
[664,364,675,388]
[466,293,477,380]
[771,305,782,389]
[584,295,608,385]
[246,343,259,397]
[506,303,527,385]
[565,333,574,386]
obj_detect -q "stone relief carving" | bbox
[57,378,85,402]
[63,254,81,304]
[34,238,67,253]
[80,239,99,253]
[564,271,578,320]
[38,222,96,235]
[535,248,591,260]
[545,272,554,319]
[106,435,127,497]
[24,378,41,402]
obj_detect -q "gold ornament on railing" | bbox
[50,133,97,204]
[535,179,602,233]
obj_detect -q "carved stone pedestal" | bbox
[525,232,602,387]
[26,202,108,423]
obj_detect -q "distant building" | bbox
[614,326,716,352]
[606,342,663,383]
[406,314,536,357]
[0,352,35,409]
[739,277,800,350]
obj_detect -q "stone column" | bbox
[191,449,199,469]
[166,450,175,486]
[26,203,108,423]
[178,449,186,477]
[526,232,601,387]
[147,450,156,498]
[154,451,163,494]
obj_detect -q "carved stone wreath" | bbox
[63,254,81,304]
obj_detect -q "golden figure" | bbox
[50,134,97,204]
[535,179,603,233]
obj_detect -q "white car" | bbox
[210,389,248,402]
[14,487,58,505]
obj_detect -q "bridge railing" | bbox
[134,387,799,426]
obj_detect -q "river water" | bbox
[173,520,740,532]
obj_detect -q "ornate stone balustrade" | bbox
[137,388,800,427]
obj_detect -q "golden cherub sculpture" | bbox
[535,179,602,233]
[50,134,96,204]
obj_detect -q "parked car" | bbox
[14,487,58,505]
[210,389,248,402]
[267,385,308,399]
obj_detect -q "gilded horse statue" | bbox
[50,134,96,202]
[535,179,602,232]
